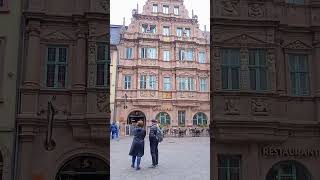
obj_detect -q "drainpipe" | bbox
[13,1,26,179]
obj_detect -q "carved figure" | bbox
[225,98,239,114]
[248,3,263,17]
[222,0,239,16]
[251,98,268,114]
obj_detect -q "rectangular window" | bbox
[141,24,148,33]
[96,43,108,86]
[200,78,207,92]
[126,47,133,59]
[46,46,68,88]
[178,111,186,126]
[218,155,241,180]
[163,5,169,14]
[199,52,206,63]
[148,48,157,59]
[163,77,171,91]
[140,75,147,89]
[221,49,240,90]
[178,77,194,91]
[287,0,304,4]
[249,49,268,91]
[185,28,191,37]
[152,4,158,13]
[188,77,195,91]
[174,6,179,15]
[178,78,186,91]
[149,75,157,90]
[179,49,185,60]
[163,50,170,61]
[140,75,157,90]
[289,54,310,96]
[176,28,183,37]
[141,47,147,59]
[186,49,194,61]
[124,75,132,89]
[163,26,170,36]
[150,25,157,34]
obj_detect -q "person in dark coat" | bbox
[111,121,118,140]
[149,119,159,168]
[129,120,146,170]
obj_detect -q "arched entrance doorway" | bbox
[56,156,109,180]
[266,160,311,180]
[126,111,146,135]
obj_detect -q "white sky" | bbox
[110,0,210,31]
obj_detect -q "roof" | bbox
[110,25,123,45]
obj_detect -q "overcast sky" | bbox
[110,0,210,31]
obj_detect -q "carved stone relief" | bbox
[97,93,110,112]
[284,40,312,50]
[248,3,264,17]
[224,97,240,115]
[221,0,239,17]
[140,91,156,97]
[251,98,269,115]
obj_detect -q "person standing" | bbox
[115,120,120,140]
[111,121,118,140]
[129,120,146,170]
[149,119,159,168]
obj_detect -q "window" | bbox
[200,78,208,92]
[126,47,133,59]
[178,77,194,91]
[266,161,311,180]
[249,49,268,91]
[163,26,170,36]
[163,5,169,14]
[140,75,157,90]
[178,111,186,126]
[287,0,304,4]
[96,43,108,86]
[150,25,157,34]
[221,49,240,90]
[141,47,157,59]
[174,6,179,15]
[186,49,194,61]
[184,28,191,37]
[124,75,132,89]
[163,50,170,61]
[152,4,158,13]
[289,54,310,96]
[141,48,147,59]
[141,24,148,33]
[156,112,170,125]
[163,77,171,90]
[46,46,68,88]
[199,52,206,63]
[179,49,185,60]
[218,155,241,180]
[176,28,183,37]
[193,112,207,125]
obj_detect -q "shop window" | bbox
[266,161,311,180]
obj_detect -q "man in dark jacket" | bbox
[149,119,159,167]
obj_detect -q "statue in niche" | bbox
[248,3,263,17]
[224,98,239,114]
[222,0,239,16]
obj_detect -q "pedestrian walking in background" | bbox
[149,119,163,168]
[129,120,146,170]
[111,121,118,140]
[116,120,120,140]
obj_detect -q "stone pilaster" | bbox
[72,28,87,89]
[212,46,221,90]
[276,38,286,95]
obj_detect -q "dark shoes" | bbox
[131,164,135,168]
[136,167,141,170]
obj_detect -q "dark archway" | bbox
[127,111,146,125]
[193,112,208,126]
[56,156,109,180]
[266,160,311,180]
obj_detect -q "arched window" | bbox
[266,161,311,180]
[193,112,207,126]
[156,112,170,125]
[0,151,3,180]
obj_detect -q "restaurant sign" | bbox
[262,146,320,158]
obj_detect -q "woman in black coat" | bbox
[129,120,146,170]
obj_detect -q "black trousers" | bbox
[150,140,159,165]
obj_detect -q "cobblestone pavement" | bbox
[111,136,210,180]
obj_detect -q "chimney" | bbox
[123,17,125,26]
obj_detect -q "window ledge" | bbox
[0,7,9,13]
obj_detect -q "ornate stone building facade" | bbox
[0,0,22,179]
[16,0,109,179]
[211,0,320,179]
[115,0,210,135]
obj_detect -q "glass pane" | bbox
[97,44,106,60]
[48,48,56,62]
[260,68,267,90]
[259,50,266,66]
[46,64,55,87]
[96,64,105,86]
[218,169,228,180]
[300,73,309,95]
[231,68,239,89]
[298,55,308,72]
[249,50,255,65]
[250,69,256,90]
[291,73,297,95]
[222,67,229,89]
[288,54,296,72]
[59,48,67,62]
[58,65,66,87]
[230,168,240,180]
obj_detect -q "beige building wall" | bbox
[0,0,22,179]
[110,46,118,122]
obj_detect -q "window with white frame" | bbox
[218,155,241,180]
[178,77,194,91]
[163,50,170,61]
[184,28,191,37]
[96,43,108,86]
[141,24,148,33]
[150,25,157,34]
[199,52,206,63]
[186,49,194,61]
[176,28,183,37]
[163,26,170,36]
[249,49,268,91]
[179,49,193,61]
[152,4,158,13]
[126,47,133,59]
[141,47,157,59]
[140,75,157,90]
[163,77,171,90]
[289,54,310,96]
[124,75,132,89]
[46,46,68,88]
[193,112,208,125]
[179,49,185,60]
[163,5,169,14]
[174,6,179,15]
[221,48,240,90]
[200,78,208,92]
[178,110,186,126]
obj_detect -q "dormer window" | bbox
[174,6,179,15]
[152,4,158,13]
[163,5,169,14]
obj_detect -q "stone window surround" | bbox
[0,37,5,103]
[0,0,9,12]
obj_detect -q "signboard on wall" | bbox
[261,146,320,158]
